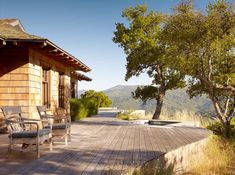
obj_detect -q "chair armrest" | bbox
[41,114,66,120]
[21,117,48,123]
[23,121,39,131]
[6,119,40,131]
[22,118,53,129]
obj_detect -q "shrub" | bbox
[70,90,112,121]
[70,98,89,121]
[207,118,235,138]
[82,97,99,116]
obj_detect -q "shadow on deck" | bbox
[0,114,211,175]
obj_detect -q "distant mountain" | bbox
[102,85,214,116]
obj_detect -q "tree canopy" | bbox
[163,0,235,137]
[81,90,112,108]
[113,5,185,119]
[114,0,234,138]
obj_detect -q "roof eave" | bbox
[1,38,91,72]
[71,72,92,81]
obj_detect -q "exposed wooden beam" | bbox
[56,53,65,57]
[40,42,47,48]
[49,49,58,53]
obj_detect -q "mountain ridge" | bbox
[102,85,214,115]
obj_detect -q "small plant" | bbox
[117,111,151,120]
[207,118,235,138]
[117,111,132,120]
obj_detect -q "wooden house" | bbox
[0,18,91,122]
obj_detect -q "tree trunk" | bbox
[208,88,233,138]
[223,120,231,139]
[152,93,165,119]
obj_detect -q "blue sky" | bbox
[0,0,232,91]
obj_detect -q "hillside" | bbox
[102,85,214,116]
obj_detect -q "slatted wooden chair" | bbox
[37,106,71,145]
[1,106,52,158]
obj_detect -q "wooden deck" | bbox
[0,114,210,175]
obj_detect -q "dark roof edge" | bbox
[1,38,91,72]
[71,71,92,81]
[45,39,91,72]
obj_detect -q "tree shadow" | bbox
[0,148,165,175]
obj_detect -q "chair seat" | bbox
[10,129,51,138]
[44,123,67,130]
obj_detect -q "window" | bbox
[42,69,50,108]
[58,74,64,108]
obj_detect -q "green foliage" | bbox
[81,90,112,108]
[70,90,112,121]
[133,86,159,103]
[163,0,235,97]
[113,5,186,119]
[207,118,235,138]
[70,98,89,121]
[114,0,234,135]
[162,0,235,138]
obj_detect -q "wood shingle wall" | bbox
[0,46,72,121]
[0,46,30,118]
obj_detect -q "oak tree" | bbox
[113,5,185,119]
[163,1,235,138]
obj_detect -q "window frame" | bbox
[42,68,50,108]
[58,73,65,108]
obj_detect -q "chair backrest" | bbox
[37,106,47,119]
[1,106,24,132]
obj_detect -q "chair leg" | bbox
[8,138,12,153]
[65,134,68,145]
[68,128,71,142]
[49,137,53,151]
[36,138,40,158]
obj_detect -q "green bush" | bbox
[70,98,89,121]
[82,97,98,116]
[70,98,98,121]
[70,90,112,121]
[207,118,235,138]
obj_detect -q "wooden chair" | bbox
[37,106,71,145]
[1,106,52,158]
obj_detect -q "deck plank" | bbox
[0,115,211,175]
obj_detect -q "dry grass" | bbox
[186,136,235,175]
[159,110,213,127]
[145,110,213,127]
[117,111,152,120]
[117,110,212,127]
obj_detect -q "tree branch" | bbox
[208,56,213,81]
[223,96,230,116]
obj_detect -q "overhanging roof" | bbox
[71,71,92,81]
[0,18,91,72]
